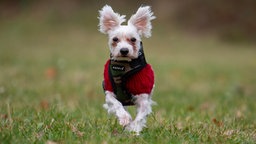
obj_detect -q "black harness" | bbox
[103,42,147,106]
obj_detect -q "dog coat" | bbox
[103,42,154,106]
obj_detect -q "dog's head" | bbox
[98,5,155,61]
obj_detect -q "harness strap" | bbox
[108,42,147,106]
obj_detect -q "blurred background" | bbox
[1,0,256,42]
[1,1,256,142]
[0,0,255,109]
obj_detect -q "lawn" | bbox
[0,13,256,143]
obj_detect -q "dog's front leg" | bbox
[126,93,154,135]
[103,91,132,126]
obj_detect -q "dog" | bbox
[98,5,156,135]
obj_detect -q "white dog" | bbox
[99,5,156,135]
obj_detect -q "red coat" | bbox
[103,60,154,95]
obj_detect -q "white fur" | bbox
[99,5,156,135]
[128,6,156,38]
[98,5,126,34]
[103,91,132,126]
[99,5,155,61]
[125,92,156,135]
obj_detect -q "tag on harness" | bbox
[112,65,125,71]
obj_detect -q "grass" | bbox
[0,12,256,143]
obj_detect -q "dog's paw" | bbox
[118,114,132,127]
[125,121,142,135]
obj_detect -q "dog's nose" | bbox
[120,48,129,56]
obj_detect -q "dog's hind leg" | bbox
[103,91,132,127]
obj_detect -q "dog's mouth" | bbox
[111,51,139,61]
[112,56,132,61]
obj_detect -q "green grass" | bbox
[0,14,256,144]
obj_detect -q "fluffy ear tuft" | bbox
[98,5,126,34]
[128,6,156,38]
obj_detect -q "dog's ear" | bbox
[98,5,126,34]
[128,6,156,38]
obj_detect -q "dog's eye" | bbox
[130,37,136,42]
[113,37,119,42]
